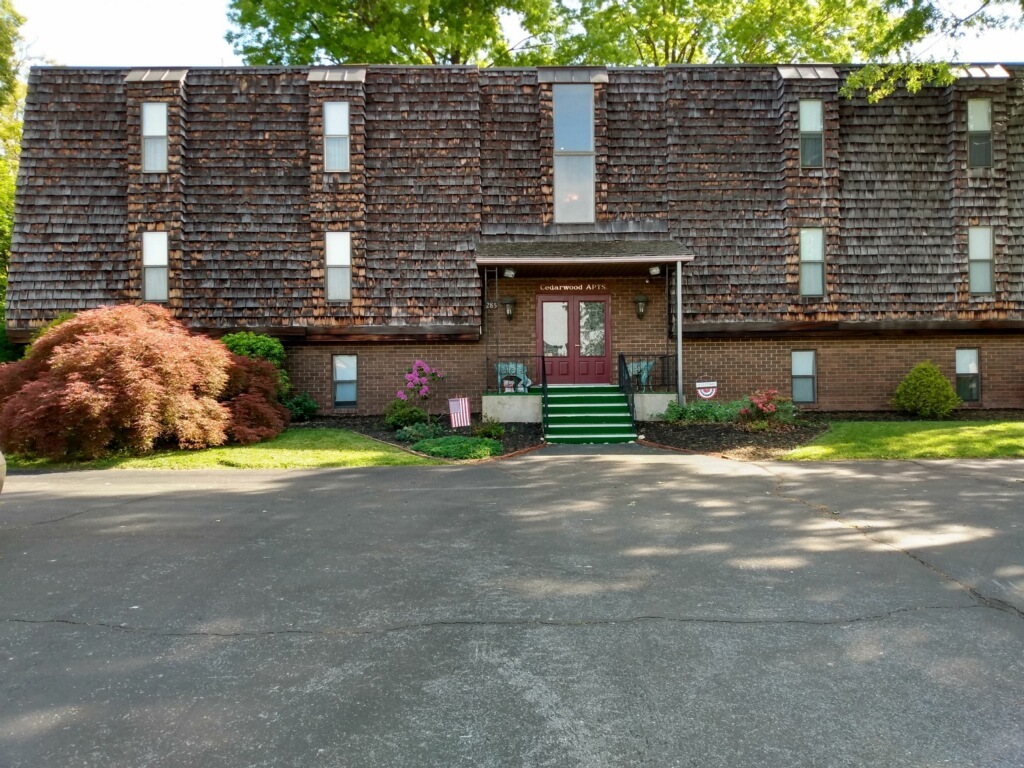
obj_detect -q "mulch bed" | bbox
[295,410,1024,462]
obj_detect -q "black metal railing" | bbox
[485,355,545,395]
[540,359,549,435]
[617,353,637,428]
[616,354,678,394]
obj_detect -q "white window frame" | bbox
[955,348,980,402]
[141,102,168,173]
[332,355,357,408]
[325,231,352,302]
[967,99,992,168]
[142,231,169,303]
[968,226,993,295]
[553,84,595,224]
[799,228,825,297]
[324,102,350,173]
[799,99,823,168]
[791,350,817,404]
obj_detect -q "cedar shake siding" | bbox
[8,64,1024,412]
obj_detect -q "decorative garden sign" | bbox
[696,380,718,399]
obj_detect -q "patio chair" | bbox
[495,361,533,393]
[626,359,656,392]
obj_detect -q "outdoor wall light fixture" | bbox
[648,265,662,276]
[634,294,649,319]
[503,267,517,279]
[500,296,517,320]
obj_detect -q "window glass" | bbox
[324,102,350,172]
[554,155,595,224]
[142,231,168,302]
[553,85,593,152]
[799,228,825,296]
[141,102,168,173]
[968,226,993,294]
[791,350,816,404]
[142,103,167,137]
[955,349,980,402]
[799,100,823,132]
[967,99,991,131]
[333,355,357,408]
[326,232,352,301]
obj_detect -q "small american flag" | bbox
[448,397,471,429]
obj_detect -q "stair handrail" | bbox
[540,357,549,436]
[617,353,637,430]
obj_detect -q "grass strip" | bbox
[784,421,1024,460]
[6,429,441,470]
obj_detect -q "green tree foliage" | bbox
[0,1,22,108]
[0,3,24,361]
[220,330,287,369]
[226,0,559,65]
[554,0,898,65]
[891,361,962,419]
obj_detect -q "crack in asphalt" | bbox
[766,473,1024,621]
[1,604,991,639]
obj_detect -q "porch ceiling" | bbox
[475,240,695,278]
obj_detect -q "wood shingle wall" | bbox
[8,65,1024,338]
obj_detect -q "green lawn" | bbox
[785,421,1024,460]
[6,429,441,470]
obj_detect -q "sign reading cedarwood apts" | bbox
[538,284,607,292]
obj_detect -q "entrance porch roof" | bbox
[476,239,694,278]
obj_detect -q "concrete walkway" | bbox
[1,449,1021,766]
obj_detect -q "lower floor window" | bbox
[791,350,816,403]
[333,355,357,408]
[955,348,980,402]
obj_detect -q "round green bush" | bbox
[395,421,447,442]
[410,436,502,459]
[383,398,428,429]
[283,392,319,422]
[892,362,962,419]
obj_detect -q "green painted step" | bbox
[543,385,638,444]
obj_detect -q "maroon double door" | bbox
[537,295,611,385]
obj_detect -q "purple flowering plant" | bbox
[395,359,445,402]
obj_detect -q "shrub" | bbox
[220,331,291,397]
[411,436,503,459]
[220,354,290,444]
[395,421,447,442]
[383,398,428,429]
[892,362,961,419]
[473,419,505,439]
[283,392,318,422]
[662,399,744,423]
[220,331,286,369]
[0,305,231,459]
[737,389,798,429]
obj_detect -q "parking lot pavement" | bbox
[1,453,1022,767]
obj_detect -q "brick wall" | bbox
[288,341,486,416]
[683,333,1024,410]
[288,331,1024,414]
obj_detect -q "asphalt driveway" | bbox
[1,447,1022,767]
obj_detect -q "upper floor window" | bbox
[324,102,350,172]
[553,84,594,223]
[968,226,993,294]
[799,227,825,296]
[141,102,168,173]
[799,100,823,168]
[967,99,992,168]
[142,231,168,302]
[326,231,352,302]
